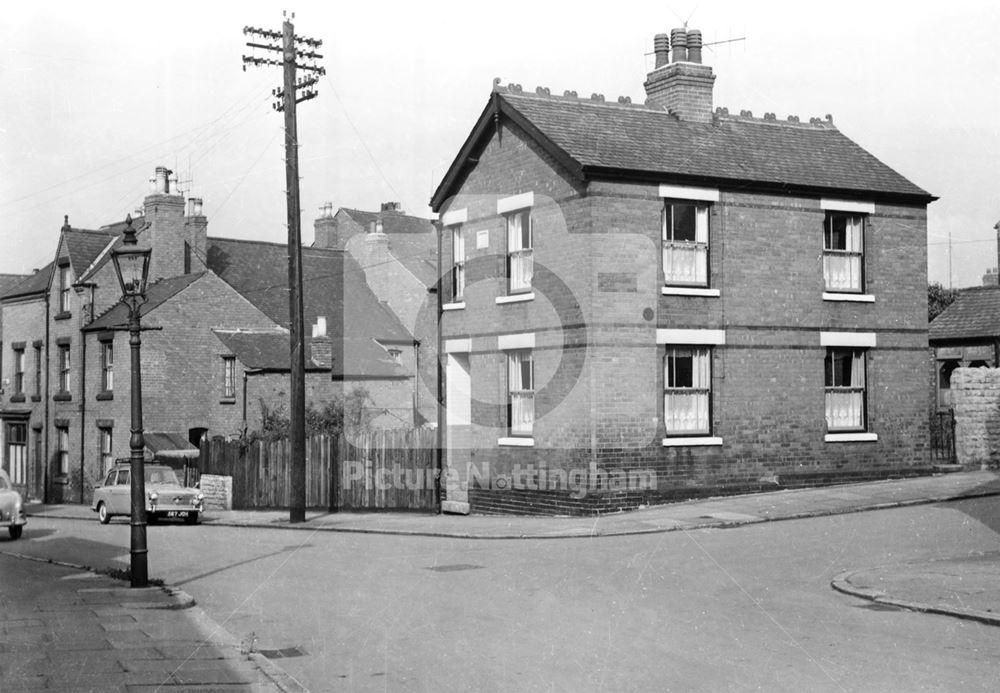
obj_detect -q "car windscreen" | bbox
[145,468,180,485]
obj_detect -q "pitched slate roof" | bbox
[84,273,204,331]
[340,209,437,286]
[0,262,54,300]
[432,88,933,209]
[0,274,31,298]
[205,237,412,343]
[213,329,408,378]
[212,330,324,371]
[929,286,1000,341]
[62,228,115,276]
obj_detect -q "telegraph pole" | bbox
[243,14,323,523]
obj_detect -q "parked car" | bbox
[0,469,27,539]
[92,463,204,525]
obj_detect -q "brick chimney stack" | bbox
[643,28,716,123]
[313,202,341,249]
[144,166,186,281]
[184,197,208,274]
[310,316,332,368]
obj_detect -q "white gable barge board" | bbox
[497,192,534,214]
[656,329,726,345]
[820,199,876,214]
[659,184,719,202]
[820,332,877,348]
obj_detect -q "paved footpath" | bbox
[0,552,306,692]
[12,470,1000,692]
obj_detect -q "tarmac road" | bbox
[9,494,1000,692]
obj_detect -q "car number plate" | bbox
[166,511,189,518]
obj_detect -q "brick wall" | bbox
[438,119,931,515]
[951,367,1000,469]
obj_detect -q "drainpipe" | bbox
[432,220,443,514]
[75,282,96,503]
[43,291,50,503]
[242,368,263,437]
[413,338,420,426]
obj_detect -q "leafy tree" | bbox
[928,282,960,322]
[249,386,377,442]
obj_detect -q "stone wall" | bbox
[951,367,1000,470]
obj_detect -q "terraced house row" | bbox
[0,169,425,503]
[431,29,935,514]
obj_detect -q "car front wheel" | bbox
[9,525,22,540]
[97,503,111,525]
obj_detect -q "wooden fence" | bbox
[197,428,437,511]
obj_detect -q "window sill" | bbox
[662,436,723,447]
[219,397,237,405]
[9,394,25,403]
[31,395,41,402]
[96,392,114,401]
[54,311,72,321]
[823,292,875,303]
[496,293,535,305]
[498,437,535,447]
[53,393,72,402]
[443,301,466,311]
[825,432,878,443]
[661,287,720,298]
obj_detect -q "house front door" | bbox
[3,421,28,494]
[444,353,472,513]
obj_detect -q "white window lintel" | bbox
[442,302,466,311]
[498,332,535,351]
[498,437,535,447]
[820,332,876,348]
[821,199,875,215]
[444,337,471,353]
[441,207,468,226]
[497,192,534,215]
[656,328,726,345]
[659,184,719,203]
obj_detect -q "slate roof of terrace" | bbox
[205,237,412,343]
[432,86,933,209]
[929,286,1000,341]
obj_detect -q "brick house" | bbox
[313,202,438,425]
[1,167,414,504]
[431,29,936,514]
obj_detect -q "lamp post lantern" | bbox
[111,215,152,588]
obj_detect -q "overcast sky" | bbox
[2,1,998,287]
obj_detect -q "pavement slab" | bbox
[0,554,300,692]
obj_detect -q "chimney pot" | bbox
[686,30,703,64]
[154,166,171,194]
[653,33,670,68]
[380,201,402,213]
[186,198,203,217]
[670,28,687,62]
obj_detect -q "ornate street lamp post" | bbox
[111,215,152,588]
